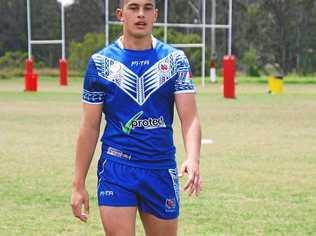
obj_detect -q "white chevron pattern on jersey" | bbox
[92,51,182,106]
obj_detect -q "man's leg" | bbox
[99,206,137,236]
[139,212,178,236]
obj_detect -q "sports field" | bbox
[0,77,315,236]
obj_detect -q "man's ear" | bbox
[116,8,123,22]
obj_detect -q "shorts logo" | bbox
[121,111,166,134]
[165,198,176,210]
[100,191,114,197]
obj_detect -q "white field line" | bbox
[202,139,214,145]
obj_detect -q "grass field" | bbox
[0,76,316,236]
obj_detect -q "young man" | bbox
[71,0,201,235]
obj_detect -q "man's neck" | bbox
[121,34,152,50]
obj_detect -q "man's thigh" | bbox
[139,212,178,236]
[99,206,137,236]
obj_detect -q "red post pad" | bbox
[59,59,68,86]
[222,55,236,99]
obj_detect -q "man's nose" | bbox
[137,8,145,18]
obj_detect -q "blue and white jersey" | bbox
[82,37,195,169]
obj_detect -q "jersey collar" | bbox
[117,35,157,50]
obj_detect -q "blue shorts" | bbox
[97,157,180,220]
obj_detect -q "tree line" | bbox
[0,0,315,76]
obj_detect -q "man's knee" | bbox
[99,206,136,236]
[101,218,135,236]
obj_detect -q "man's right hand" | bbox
[71,187,90,222]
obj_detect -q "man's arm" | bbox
[175,93,202,197]
[71,103,103,222]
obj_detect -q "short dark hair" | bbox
[119,0,156,8]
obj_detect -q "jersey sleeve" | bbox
[82,56,106,104]
[174,51,196,94]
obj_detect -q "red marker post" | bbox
[24,58,38,92]
[25,58,33,74]
[59,59,68,86]
[222,55,236,99]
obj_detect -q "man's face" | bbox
[117,0,158,38]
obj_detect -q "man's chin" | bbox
[131,32,151,39]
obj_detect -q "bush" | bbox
[0,51,28,69]
[68,33,105,71]
[241,47,260,77]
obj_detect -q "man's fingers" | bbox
[183,179,192,190]
[71,201,82,219]
[74,207,88,222]
[84,197,90,215]
[194,176,202,196]
[79,212,88,222]
[188,174,199,196]
[183,172,194,190]
[183,171,202,197]
[71,199,89,222]
[188,183,195,196]
[179,165,187,178]
[179,161,202,197]
[191,175,200,196]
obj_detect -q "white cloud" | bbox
[57,0,75,7]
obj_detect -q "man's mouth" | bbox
[135,22,147,27]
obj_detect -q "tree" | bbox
[0,0,27,56]
[0,0,315,74]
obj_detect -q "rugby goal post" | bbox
[104,0,233,88]
[25,0,74,90]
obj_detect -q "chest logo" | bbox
[159,62,170,73]
[121,111,166,134]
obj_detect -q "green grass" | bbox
[193,75,316,85]
[1,77,316,235]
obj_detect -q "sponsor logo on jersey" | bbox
[107,146,131,160]
[131,60,150,67]
[121,111,166,134]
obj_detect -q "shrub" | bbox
[0,51,28,69]
[241,47,260,77]
[68,33,105,71]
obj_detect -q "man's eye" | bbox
[144,5,154,10]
